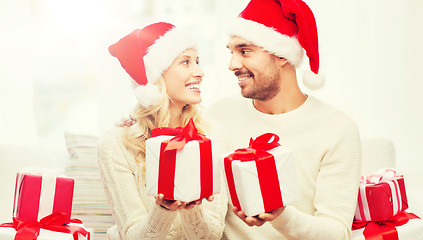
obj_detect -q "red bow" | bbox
[0,212,89,240]
[151,118,205,151]
[151,118,213,200]
[352,211,419,240]
[248,133,281,151]
[228,133,281,162]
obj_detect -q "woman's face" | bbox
[163,48,203,109]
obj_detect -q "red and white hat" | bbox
[229,0,324,90]
[109,22,198,107]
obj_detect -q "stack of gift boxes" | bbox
[0,171,91,240]
[352,168,423,239]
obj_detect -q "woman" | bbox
[98,22,226,240]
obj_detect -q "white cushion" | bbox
[0,143,68,222]
[361,138,395,176]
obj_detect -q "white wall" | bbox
[0,0,422,178]
[0,0,37,144]
[306,1,423,177]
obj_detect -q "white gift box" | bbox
[0,222,92,240]
[225,145,300,216]
[146,135,220,202]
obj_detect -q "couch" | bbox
[1,136,422,239]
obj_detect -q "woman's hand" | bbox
[155,194,214,211]
[232,206,285,227]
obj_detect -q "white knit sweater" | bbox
[206,95,362,240]
[97,127,227,240]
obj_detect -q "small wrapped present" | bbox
[146,118,219,202]
[0,213,91,240]
[13,170,75,224]
[352,211,423,240]
[224,133,299,217]
[355,169,408,222]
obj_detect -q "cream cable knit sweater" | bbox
[206,95,362,240]
[97,127,227,240]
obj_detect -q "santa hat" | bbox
[109,22,198,107]
[229,0,324,90]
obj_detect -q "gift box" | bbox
[352,211,423,240]
[0,213,92,240]
[146,118,220,202]
[355,169,408,222]
[224,133,300,217]
[13,171,75,224]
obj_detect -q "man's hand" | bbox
[232,206,285,226]
[155,194,214,211]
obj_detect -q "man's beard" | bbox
[237,63,280,101]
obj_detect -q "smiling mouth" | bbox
[235,70,253,86]
[237,75,252,86]
[185,82,201,92]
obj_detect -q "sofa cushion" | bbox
[361,138,396,176]
[0,143,68,222]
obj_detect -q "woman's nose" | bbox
[193,64,204,79]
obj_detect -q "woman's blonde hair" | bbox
[121,76,206,172]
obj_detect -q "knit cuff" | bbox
[148,203,178,231]
[179,205,203,223]
[269,205,296,230]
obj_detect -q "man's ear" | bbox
[277,57,288,68]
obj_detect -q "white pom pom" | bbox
[133,83,162,107]
[302,70,325,90]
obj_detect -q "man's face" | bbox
[227,36,281,101]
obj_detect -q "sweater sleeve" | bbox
[270,120,362,240]
[179,189,227,239]
[97,129,178,240]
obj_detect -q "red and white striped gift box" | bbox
[145,118,219,202]
[13,171,75,224]
[354,168,408,222]
[224,133,300,217]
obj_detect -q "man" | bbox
[206,0,362,239]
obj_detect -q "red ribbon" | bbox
[352,211,420,240]
[224,133,283,214]
[0,212,89,240]
[151,118,213,200]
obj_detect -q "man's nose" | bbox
[229,54,242,71]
